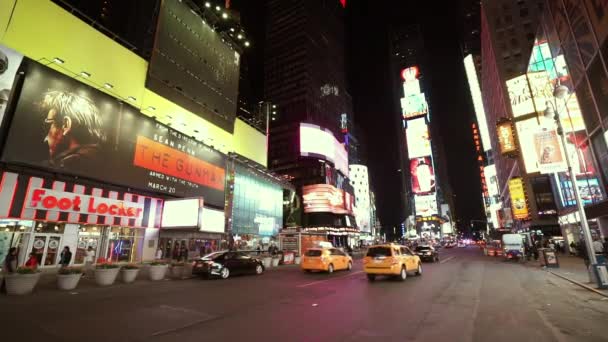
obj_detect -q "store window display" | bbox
[103,227,144,263]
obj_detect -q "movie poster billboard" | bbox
[302,184,354,215]
[410,157,435,194]
[0,44,24,125]
[414,194,438,216]
[534,129,567,174]
[558,176,603,207]
[497,119,517,155]
[1,60,227,207]
[406,117,431,159]
[508,178,529,219]
[401,93,428,119]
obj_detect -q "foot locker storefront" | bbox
[0,171,163,268]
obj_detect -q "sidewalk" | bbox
[528,254,608,296]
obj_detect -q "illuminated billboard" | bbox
[0,44,23,125]
[506,74,535,117]
[161,198,204,229]
[516,118,542,173]
[508,178,529,219]
[557,177,603,207]
[415,194,438,216]
[464,54,491,151]
[300,123,349,176]
[497,119,517,155]
[302,184,354,215]
[406,117,431,158]
[410,157,435,194]
[401,93,428,119]
[534,129,566,174]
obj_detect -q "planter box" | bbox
[5,273,41,295]
[148,264,168,281]
[272,258,280,267]
[94,268,120,286]
[171,266,185,279]
[57,273,82,291]
[294,256,301,265]
[262,257,272,269]
[121,269,139,284]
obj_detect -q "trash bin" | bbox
[539,248,559,268]
[594,255,608,289]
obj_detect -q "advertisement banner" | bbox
[414,194,438,216]
[405,117,431,159]
[497,120,517,155]
[507,74,535,117]
[558,177,603,207]
[300,123,349,176]
[516,118,542,173]
[1,60,227,207]
[508,178,529,219]
[527,71,553,116]
[0,44,24,125]
[401,93,428,119]
[161,198,203,229]
[302,184,354,215]
[410,157,435,194]
[534,129,566,174]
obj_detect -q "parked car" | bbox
[301,247,353,273]
[192,251,264,279]
[363,243,422,282]
[414,245,439,262]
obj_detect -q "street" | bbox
[1,247,607,342]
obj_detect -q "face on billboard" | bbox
[534,129,566,174]
[0,44,24,124]
[410,157,435,194]
[406,117,431,159]
[414,194,438,216]
[558,177,603,206]
[1,60,227,207]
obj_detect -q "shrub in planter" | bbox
[121,264,140,284]
[271,255,281,267]
[94,263,120,286]
[57,267,83,291]
[5,267,41,295]
[148,261,168,281]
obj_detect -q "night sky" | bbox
[235,0,485,233]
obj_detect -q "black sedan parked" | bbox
[193,251,265,279]
[414,245,439,262]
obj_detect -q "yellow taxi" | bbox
[363,243,422,281]
[301,247,353,273]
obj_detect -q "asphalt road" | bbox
[1,246,607,342]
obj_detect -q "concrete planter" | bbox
[5,273,41,295]
[121,269,139,284]
[272,258,280,267]
[171,266,185,279]
[262,257,272,269]
[94,267,120,286]
[57,273,82,291]
[148,264,168,281]
[294,256,301,265]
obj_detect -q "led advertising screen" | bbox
[302,184,354,215]
[161,198,203,229]
[406,117,431,159]
[527,71,553,116]
[558,177,602,207]
[300,123,349,176]
[0,44,23,125]
[401,93,428,119]
[410,157,435,194]
[148,0,240,132]
[507,74,535,117]
[201,207,226,233]
[1,60,227,207]
[464,54,491,152]
[508,178,529,219]
[516,118,541,173]
[414,194,438,216]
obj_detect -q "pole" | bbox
[553,106,598,270]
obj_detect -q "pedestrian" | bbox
[532,242,539,261]
[577,242,590,267]
[180,245,188,262]
[24,252,38,270]
[569,241,576,256]
[155,247,163,260]
[256,245,262,255]
[58,246,72,268]
[1,247,18,293]
[84,246,95,277]
[592,237,604,255]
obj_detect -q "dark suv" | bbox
[414,245,439,262]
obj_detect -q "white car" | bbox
[457,241,467,248]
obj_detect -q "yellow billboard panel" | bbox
[233,119,267,167]
[508,178,529,219]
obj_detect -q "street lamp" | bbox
[544,84,598,275]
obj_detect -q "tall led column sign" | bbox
[401,66,438,238]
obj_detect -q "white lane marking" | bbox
[439,256,456,264]
[297,271,364,288]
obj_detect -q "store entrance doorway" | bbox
[30,234,62,267]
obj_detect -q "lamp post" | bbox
[545,85,598,274]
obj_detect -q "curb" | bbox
[547,270,608,298]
